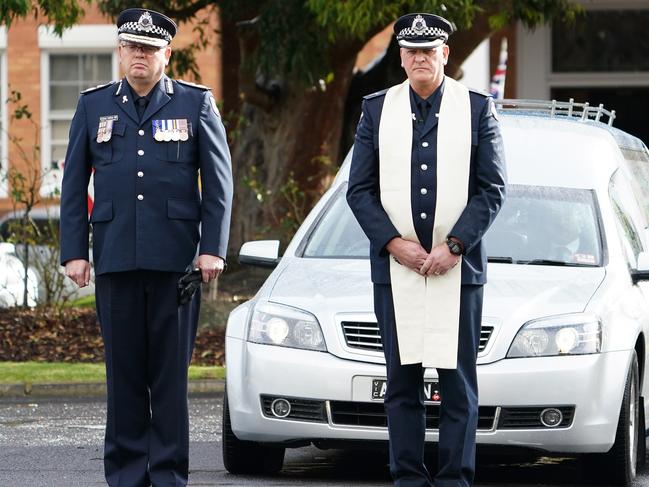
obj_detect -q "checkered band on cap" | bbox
[397,26,448,40]
[119,21,172,42]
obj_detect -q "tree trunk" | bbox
[228,45,358,252]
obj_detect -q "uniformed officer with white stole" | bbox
[347,13,506,487]
[60,8,233,486]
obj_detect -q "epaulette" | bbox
[81,81,117,95]
[176,79,211,91]
[363,88,389,101]
[468,87,491,98]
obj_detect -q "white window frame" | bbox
[0,27,7,198]
[39,25,119,196]
[516,0,649,100]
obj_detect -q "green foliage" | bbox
[253,0,327,84]
[67,294,96,308]
[0,0,90,34]
[242,165,308,242]
[306,0,477,41]
[2,0,580,82]
[488,0,581,30]
[167,46,202,81]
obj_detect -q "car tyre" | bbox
[584,351,640,486]
[222,386,285,475]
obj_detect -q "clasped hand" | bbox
[386,237,459,277]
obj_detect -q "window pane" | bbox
[553,10,649,72]
[51,144,67,169]
[50,55,79,81]
[48,52,113,191]
[81,54,112,85]
[51,120,71,140]
[50,85,80,110]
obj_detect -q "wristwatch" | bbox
[445,237,463,256]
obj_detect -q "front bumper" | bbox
[226,337,631,453]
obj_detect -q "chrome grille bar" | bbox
[342,322,495,353]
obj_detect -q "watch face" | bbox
[447,239,462,255]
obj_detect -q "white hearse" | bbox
[223,100,649,486]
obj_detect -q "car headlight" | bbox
[247,301,327,352]
[507,313,601,358]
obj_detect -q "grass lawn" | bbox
[0,362,225,384]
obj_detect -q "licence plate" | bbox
[371,379,442,402]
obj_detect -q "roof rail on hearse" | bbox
[494,98,616,127]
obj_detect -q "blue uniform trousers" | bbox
[373,284,483,487]
[95,271,200,487]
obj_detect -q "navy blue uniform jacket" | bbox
[60,76,233,275]
[346,83,506,285]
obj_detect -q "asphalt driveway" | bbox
[1,393,647,486]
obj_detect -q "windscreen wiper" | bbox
[516,259,568,266]
[488,256,514,263]
[518,259,597,267]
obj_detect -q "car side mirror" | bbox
[239,240,280,268]
[0,242,16,254]
[631,251,649,283]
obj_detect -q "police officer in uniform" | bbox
[347,13,506,487]
[60,8,233,486]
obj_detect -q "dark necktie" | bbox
[136,96,149,121]
[419,99,431,124]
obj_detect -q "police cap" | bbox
[394,13,454,50]
[117,8,177,48]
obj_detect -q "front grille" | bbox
[341,322,495,353]
[341,322,382,351]
[261,395,327,423]
[498,406,575,429]
[330,401,497,431]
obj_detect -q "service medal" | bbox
[96,120,106,143]
[163,120,172,141]
[102,119,113,142]
[171,119,180,141]
[153,120,164,141]
[179,119,189,141]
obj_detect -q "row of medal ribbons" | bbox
[153,119,191,142]
[96,115,118,143]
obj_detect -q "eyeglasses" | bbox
[120,43,163,56]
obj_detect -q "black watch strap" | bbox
[445,238,463,256]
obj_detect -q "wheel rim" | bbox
[629,370,638,478]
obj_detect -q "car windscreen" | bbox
[302,186,370,258]
[301,184,603,267]
[484,185,603,266]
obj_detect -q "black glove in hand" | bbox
[177,268,202,305]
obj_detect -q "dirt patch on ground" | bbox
[0,307,225,365]
[0,267,272,366]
